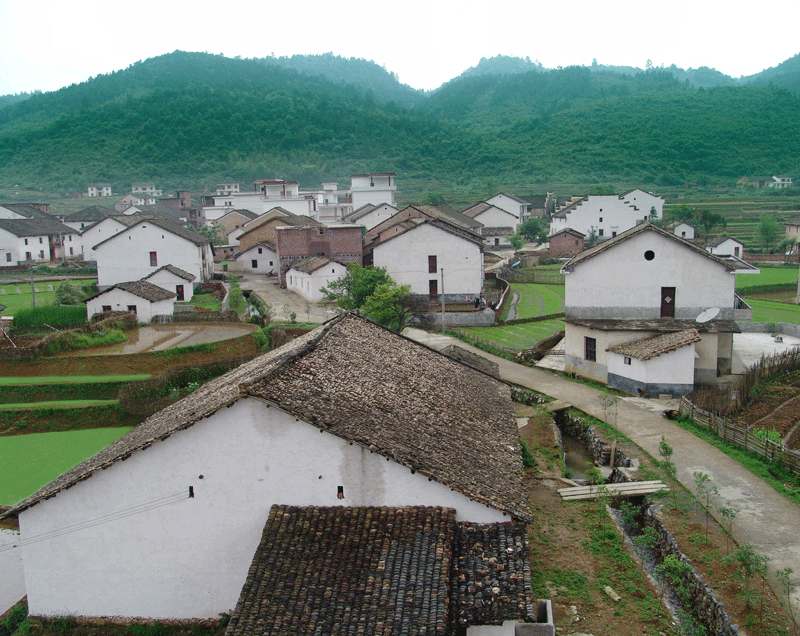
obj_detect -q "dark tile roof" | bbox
[371,218,484,251]
[561,222,740,273]
[0,203,52,219]
[706,236,740,248]
[141,264,196,282]
[67,206,117,222]
[412,204,484,230]
[4,315,528,521]
[226,506,457,636]
[86,280,176,303]
[607,329,701,360]
[287,255,342,274]
[551,228,585,238]
[218,209,258,222]
[92,216,209,250]
[450,522,535,628]
[490,192,529,205]
[460,202,492,218]
[0,218,77,237]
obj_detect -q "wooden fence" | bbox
[679,397,800,478]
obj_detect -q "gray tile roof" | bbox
[341,203,377,221]
[3,314,529,521]
[460,202,492,218]
[67,206,117,222]
[92,216,210,250]
[0,218,77,237]
[288,255,342,274]
[565,317,741,334]
[607,329,701,360]
[0,203,52,219]
[141,264,196,282]
[86,280,176,303]
[706,236,740,248]
[225,506,534,636]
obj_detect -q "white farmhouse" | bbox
[371,219,484,302]
[349,173,396,209]
[3,315,531,626]
[285,256,346,302]
[87,184,112,197]
[141,264,196,302]
[93,217,213,289]
[550,191,664,239]
[85,280,176,323]
[668,221,696,240]
[561,222,758,395]
[79,215,138,262]
[706,236,744,259]
[621,189,665,217]
[461,201,520,229]
[485,193,529,222]
[0,218,79,267]
[230,243,278,275]
[341,203,399,231]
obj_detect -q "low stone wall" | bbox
[555,410,631,468]
[738,321,800,338]
[644,508,739,636]
[428,309,496,328]
[510,386,550,406]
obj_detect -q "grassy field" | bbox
[462,319,564,350]
[0,427,133,505]
[0,400,118,409]
[743,298,800,324]
[0,283,57,312]
[512,284,565,318]
[0,374,150,385]
[736,265,799,290]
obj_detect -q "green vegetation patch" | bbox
[511,284,565,319]
[0,380,132,404]
[744,298,800,325]
[0,427,133,505]
[736,266,799,290]
[461,320,565,350]
[0,285,57,314]
[0,400,118,410]
[11,304,86,328]
[0,403,142,435]
[0,374,150,385]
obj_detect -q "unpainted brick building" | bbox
[275,225,363,286]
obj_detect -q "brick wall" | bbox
[276,226,363,285]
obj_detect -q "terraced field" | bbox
[461,319,564,350]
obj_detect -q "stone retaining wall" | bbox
[556,410,631,468]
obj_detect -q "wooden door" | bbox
[661,287,675,318]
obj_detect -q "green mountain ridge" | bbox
[1,51,799,195]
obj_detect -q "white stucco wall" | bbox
[348,204,398,231]
[607,345,696,387]
[550,195,659,238]
[468,621,517,636]
[564,231,735,320]
[486,194,526,220]
[621,189,664,216]
[672,223,695,240]
[0,230,52,265]
[707,238,743,258]
[473,207,519,229]
[95,223,208,289]
[232,245,277,275]
[81,218,130,261]
[286,262,346,302]
[0,529,25,615]
[19,398,506,620]
[373,223,483,299]
[86,288,174,323]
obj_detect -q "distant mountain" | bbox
[743,52,800,93]
[1,50,800,195]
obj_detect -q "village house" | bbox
[87,184,112,197]
[370,217,484,302]
[548,228,585,254]
[84,280,176,323]
[485,193,529,223]
[363,204,483,251]
[0,218,79,266]
[141,264,196,302]
[132,182,163,197]
[561,222,758,396]
[115,193,152,212]
[275,225,362,286]
[349,173,396,209]
[461,201,521,229]
[213,209,258,237]
[785,215,800,245]
[234,208,319,253]
[228,243,278,275]
[79,215,141,262]
[549,191,664,239]
[62,206,117,232]
[285,256,347,302]
[341,202,399,231]
[93,217,213,289]
[216,183,240,196]
[665,221,696,240]
[706,236,744,259]
[0,202,52,220]
[3,315,532,627]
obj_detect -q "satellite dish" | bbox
[696,307,720,323]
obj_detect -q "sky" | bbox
[2,0,800,96]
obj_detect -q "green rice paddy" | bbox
[0,283,57,313]
[0,400,118,410]
[0,375,150,386]
[0,427,133,506]
[743,299,800,325]
[462,319,565,350]
[512,284,565,319]
[736,265,799,290]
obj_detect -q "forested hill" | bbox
[1,50,799,194]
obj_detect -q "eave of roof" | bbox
[607,328,701,360]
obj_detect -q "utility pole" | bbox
[30,265,35,309]
[440,267,445,329]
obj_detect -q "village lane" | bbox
[404,328,800,617]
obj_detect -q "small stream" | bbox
[561,432,595,480]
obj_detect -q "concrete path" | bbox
[236,273,336,324]
[404,328,800,615]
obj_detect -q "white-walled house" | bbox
[4,315,532,628]
[669,222,696,240]
[371,219,484,301]
[486,193,529,222]
[706,236,744,259]
[461,202,520,229]
[230,243,278,275]
[0,219,79,266]
[141,264,196,302]
[87,184,112,197]
[93,217,213,289]
[349,173,396,209]
[550,191,664,238]
[285,256,346,302]
[341,203,399,231]
[621,189,665,217]
[561,222,759,395]
[85,280,176,323]
[79,216,135,262]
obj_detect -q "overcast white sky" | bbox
[1,0,799,96]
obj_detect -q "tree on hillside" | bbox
[696,210,727,241]
[756,215,781,253]
[321,264,392,312]
[420,192,447,206]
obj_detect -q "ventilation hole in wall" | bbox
[644,250,655,261]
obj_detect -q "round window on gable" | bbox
[644,250,655,261]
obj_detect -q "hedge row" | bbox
[0,381,130,405]
[0,404,142,435]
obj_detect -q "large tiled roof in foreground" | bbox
[607,328,701,361]
[225,506,534,636]
[5,314,529,521]
[226,506,456,636]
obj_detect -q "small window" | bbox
[337,486,344,499]
[428,254,437,274]
[599,217,603,222]
[150,251,157,266]
[598,229,604,237]
[624,356,632,365]
[269,261,274,266]
[102,305,112,312]
[69,247,73,255]
[585,337,597,362]
[318,227,324,235]
[24,238,28,245]
[5,253,11,262]
[258,247,262,254]
[251,260,258,269]
[612,231,617,237]
[39,237,43,244]
[127,305,137,314]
